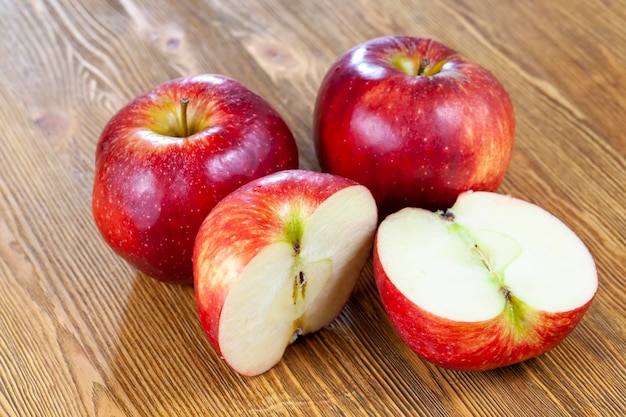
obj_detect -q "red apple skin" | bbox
[92,74,299,284]
[373,244,595,371]
[314,36,515,217]
[193,170,362,355]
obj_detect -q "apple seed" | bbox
[292,270,307,305]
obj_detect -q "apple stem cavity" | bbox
[417,57,430,75]
[284,207,305,252]
[180,97,190,138]
[391,55,447,77]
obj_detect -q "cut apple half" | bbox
[374,191,598,371]
[194,170,378,376]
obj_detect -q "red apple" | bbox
[92,74,298,283]
[314,35,515,217]
[374,191,598,371]
[193,169,378,376]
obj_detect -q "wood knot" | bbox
[247,38,300,72]
[34,110,73,147]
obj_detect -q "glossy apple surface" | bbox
[92,74,298,283]
[193,169,378,376]
[314,36,515,217]
[374,191,598,371]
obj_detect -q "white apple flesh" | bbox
[193,170,378,376]
[374,191,598,371]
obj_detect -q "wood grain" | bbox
[1,0,624,416]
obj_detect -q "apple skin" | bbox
[193,169,376,369]
[374,255,594,371]
[314,35,515,216]
[92,74,299,283]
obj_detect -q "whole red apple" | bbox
[193,169,378,376]
[314,36,515,217]
[92,74,299,283]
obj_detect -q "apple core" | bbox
[448,213,536,340]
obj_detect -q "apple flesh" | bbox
[314,36,515,217]
[193,170,378,376]
[92,74,298,283]
[374,191,597,371]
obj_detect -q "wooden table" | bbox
[1,1,624,415]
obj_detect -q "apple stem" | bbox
[501,287,512,301]
[417,58,430,76]
[180,97,189,137]
[290,327,303,343]
[440,210,455,221]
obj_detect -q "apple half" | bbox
[374,191,598,371]
[193,170,378,376]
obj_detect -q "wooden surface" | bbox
[1,0,624,416]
